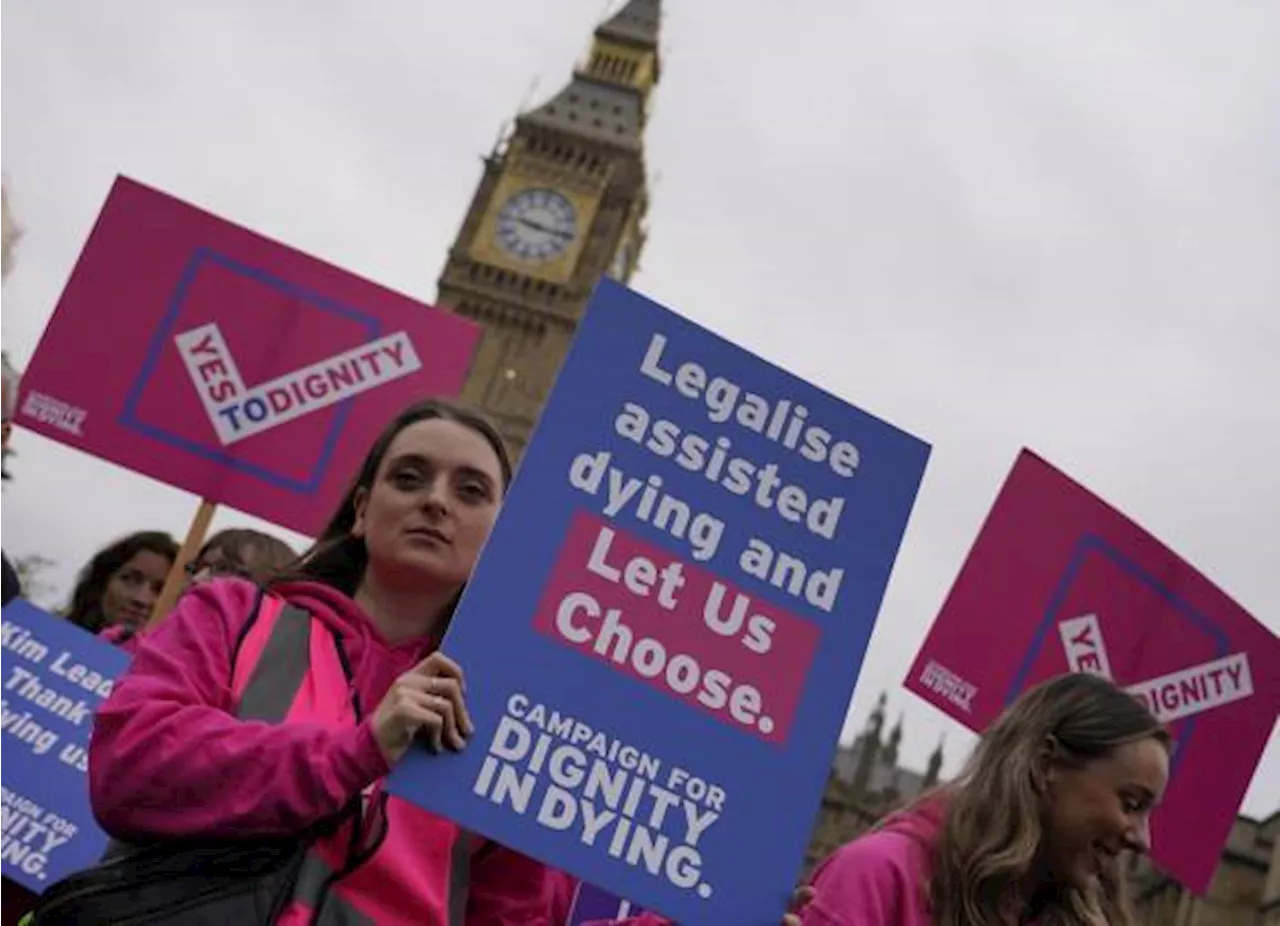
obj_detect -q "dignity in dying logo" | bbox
[175,322,422,446]
[1058,613,1254,723]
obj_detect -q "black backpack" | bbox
[28,838,309,926]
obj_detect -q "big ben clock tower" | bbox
[435,0,662,457]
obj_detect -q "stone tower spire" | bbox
[850,693,888,798]
[520,0,661,151]
[923,734,946,789]
[883,713,904,768]
[435,0,664,456]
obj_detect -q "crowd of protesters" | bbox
[2,389,1165,926]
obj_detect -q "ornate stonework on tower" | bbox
[435,0,661,457]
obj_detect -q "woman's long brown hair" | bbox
[927,673,1168,925]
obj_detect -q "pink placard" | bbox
[15,176,479,536]
[905,449,1279,894]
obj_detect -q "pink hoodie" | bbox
[800,799,944,926]
[89,577,551,923]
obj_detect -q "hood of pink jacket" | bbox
[873,794,946,846]
[269,579,435,711]
[802,796,946,926]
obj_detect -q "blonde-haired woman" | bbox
[802,673,1169,925]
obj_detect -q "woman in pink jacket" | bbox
[89,400,550,924]
[800,673,1170,926]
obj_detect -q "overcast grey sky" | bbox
[2,1,1277,818]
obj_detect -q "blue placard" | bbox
[1,599,129,891]
[566,883,648,925]
[386,280,930,924]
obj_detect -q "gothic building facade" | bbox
[1129,811,1280,925]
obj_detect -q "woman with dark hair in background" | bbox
[799,673,1170,926]
[64,531,178,633]
[99,527,297,652]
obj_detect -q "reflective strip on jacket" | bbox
[235,596,488,925]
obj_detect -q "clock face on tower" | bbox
[494,188,578,262]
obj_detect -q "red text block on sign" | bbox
[532,511,821,745]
